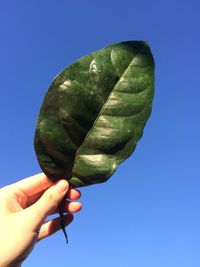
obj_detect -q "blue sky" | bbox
[0,0,200,266]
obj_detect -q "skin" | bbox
[0,173,82,267]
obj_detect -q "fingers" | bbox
[13,173,53,197]
[66,188,81,200]
[65,201,82,213]
[50,201,82,215]
[13,172,81,203]
[26,180,69,224]
[27,188,81,207]
[37,214,74,242]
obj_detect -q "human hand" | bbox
[0,173,82,267]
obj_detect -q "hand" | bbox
[0,173,82,267]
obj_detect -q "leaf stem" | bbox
[58,193,68,243]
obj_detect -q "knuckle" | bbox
[46,190,59,210]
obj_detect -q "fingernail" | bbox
[55,180,68,192]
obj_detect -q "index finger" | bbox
[13,173,54,197]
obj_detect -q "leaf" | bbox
[34,41,155,189]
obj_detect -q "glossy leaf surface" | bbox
[34,41,155,188]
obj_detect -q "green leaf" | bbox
[34,41,155,188]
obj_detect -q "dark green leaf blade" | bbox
[34,41,154,188]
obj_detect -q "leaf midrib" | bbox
[71,46,144,172]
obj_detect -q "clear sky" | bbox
[0,0,199,266]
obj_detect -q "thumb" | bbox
[28,179,69,223]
